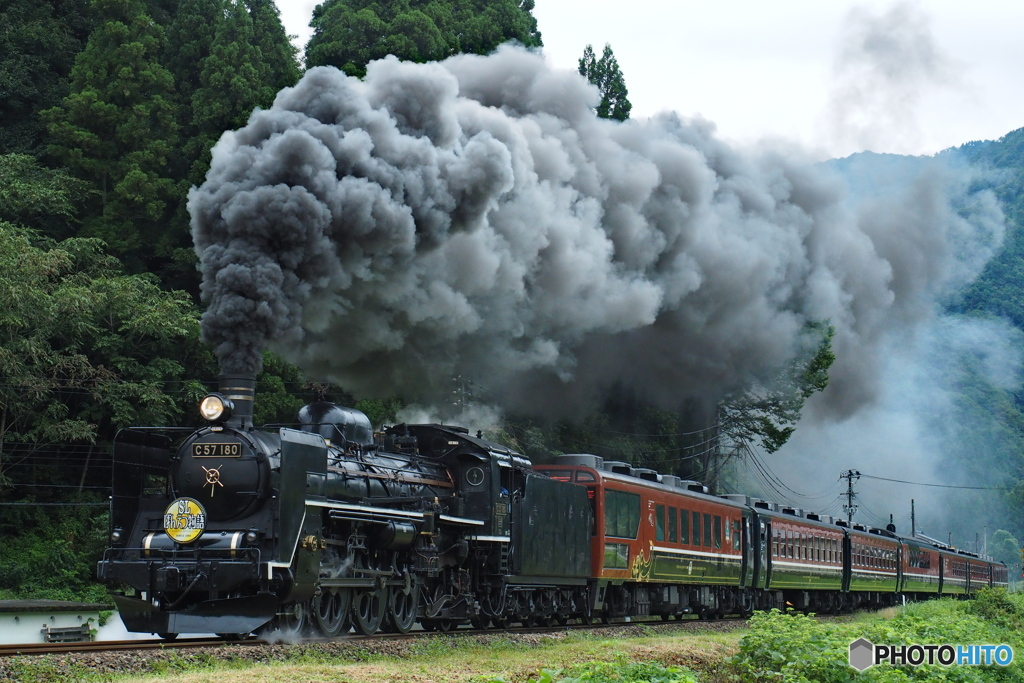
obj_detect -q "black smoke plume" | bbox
[189,45,1002,417]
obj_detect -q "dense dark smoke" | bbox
[189,45,1001,417]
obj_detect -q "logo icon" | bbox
[849,638,875,671]
[202,465,224,497]
[163,497,207,544]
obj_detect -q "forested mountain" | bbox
[949,128,1024,326]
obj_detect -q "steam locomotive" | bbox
[98,376,1007,638]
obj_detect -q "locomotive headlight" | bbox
[110,528,123,544]
[199,394,233,422]
[245,530,259,545]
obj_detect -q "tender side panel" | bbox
[514,473,592,578]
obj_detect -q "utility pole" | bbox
[911,499,916,538]
[451,375,472,418]
[841,469,861,524]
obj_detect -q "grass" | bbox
[122,626,740,683]
[11,593,1021,683]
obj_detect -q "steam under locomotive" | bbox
[99,375,1007,638]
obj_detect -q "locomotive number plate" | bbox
[192,442,242,457]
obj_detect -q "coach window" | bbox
[656,504,666,542]
[703,513,713,548]
[669,507,678,543]
[733,520,742,551]
[604,489,641,539]
[713,516,722,549]
[788,530,795,558]
[679,509,690,544]
[692,511,702,546]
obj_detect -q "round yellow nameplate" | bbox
[163,497,207,544]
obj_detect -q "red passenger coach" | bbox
[939,549,969,595]
[536,454,1006,622]
[900,539,940,597]
[992,561,1009,589]
[968,556,992,592]
[537,455,754,619]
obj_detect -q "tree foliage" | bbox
[719,322,835,454]
[0,0,94,155]
[0,223,202,482]
[42,0,180,269]
[305,0,542,77]
[989,529,1021,570]
[247,0,301,93]
[578,43,632,122]
[0,155,204,492]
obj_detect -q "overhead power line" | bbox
[860,473,1011,491]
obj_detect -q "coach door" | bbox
[740,513,755,587]
[753,517,769,589]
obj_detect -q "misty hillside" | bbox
[800,131,1024,547]
[949,128,1024,327]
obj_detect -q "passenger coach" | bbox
[537,453,1006,620]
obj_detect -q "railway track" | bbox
[0,615,749,658]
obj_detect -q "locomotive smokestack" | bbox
[219,373,256,429]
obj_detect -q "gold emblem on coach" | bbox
[163,498,207,544]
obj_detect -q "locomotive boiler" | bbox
[98,375,593,638]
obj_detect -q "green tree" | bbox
[41,0,180,270]
[578,43,632,121]
[0,0,94,155]
[188,1,266,182]
[719,322,836,455]
[989,529,1021,570]
[0,154,91,239]
[247,0,301,94]
[0,151,206,490]
[162,0,225,107]
[0,224,202,486]
[306,0,542,77]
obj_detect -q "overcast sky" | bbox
[278,1,1023,159]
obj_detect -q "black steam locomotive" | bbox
[99,375,592,637]
[100,376,1007,638]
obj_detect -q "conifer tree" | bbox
[0,0,94,155]
[247,0,301,96]
[42,0,180,269]
[163,0,226,106]
[578,43,632,122]
[189,0,266,178]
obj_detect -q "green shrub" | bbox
[730,602,1023,682]
[490,659,698,683]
